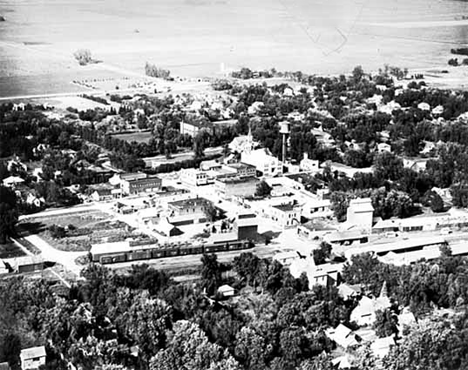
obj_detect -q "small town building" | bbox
[200,160,222,172]
[233,213,258,240]
[269,203,301,228]
[371,336,395,358]
[2,176,25,187]
[109,172,147,186]
[167,197,212,225]
[215,175,259,200]
[289,257,343,289]
[0,362,10,370]
[377,143,391,153]
[402,157,434,172]
[90,188,113,202]
[121,175,162,195]
[338,283,362,300]
[241,148,283,177]
[325,323,361,349]
[346,198,374,234]
[180,169,209,186]
[350,284,391,326]
[273,251,301,266]
[297,219,336,241]
[324,230,369,246]
[20,346,46,370]
[299,153,319,173]
[228,132,258,153]
[217,284,235,297]
[153,217,181,237]
[11,255,44,273]
[179,120,213,137]
[224,162,257,177]
[311,128,335,147]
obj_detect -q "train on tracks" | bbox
[90,239,255,264]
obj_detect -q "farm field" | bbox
[1,0,468,98]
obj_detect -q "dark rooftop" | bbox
[168,197,211,209]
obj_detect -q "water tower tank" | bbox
[280,121,290,134]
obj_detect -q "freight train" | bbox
[91,239,255,264]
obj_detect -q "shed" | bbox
[11,255,44,273]
[217,284,235,297]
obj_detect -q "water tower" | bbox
[280,121,290,164]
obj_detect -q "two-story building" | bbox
[167,197,213,225]
[215,175,259,200]
[241,148,283,177]
[224,163,257,177]
[121,175,162,195]
[269,202,302,228]
[180,168,209,186]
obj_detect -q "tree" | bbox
[234,327,268,370]
[313,242,332,265]
[193,133,206,159]
[373,309,398,338]
[0,332,22,369]
[255,181,272,198]
[0,186,18,244]
[382,316,468,370]
[200,254,222,296]
[118,292,172,361]
[352,65,365,83]
[74,49,93,66]
[431,193,445,212]
[149,320,240,370]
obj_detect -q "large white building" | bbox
[346,198,374,234]
[241,148,283,177]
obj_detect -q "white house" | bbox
[377,143,391,153]
[299,153,319,173]
[20,346,46,370]
[350,284,391,326]
[217,284,235,297]
[2,176,25,187]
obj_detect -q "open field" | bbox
[19,210,143,252]
[1,0,468,98]
[111,131,153,144]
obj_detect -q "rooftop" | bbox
[272,203,297,212]
[20,346,46,360]
[227,162,256,170]
[128,176,161,185]
[168,197,211,209]
[217,175,258,184]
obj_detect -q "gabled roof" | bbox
[20,346,46,359]
[218,284,234,293]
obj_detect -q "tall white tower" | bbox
[279,121,291,164]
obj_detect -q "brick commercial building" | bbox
[215,175,259,200]
[120,175,162,195]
